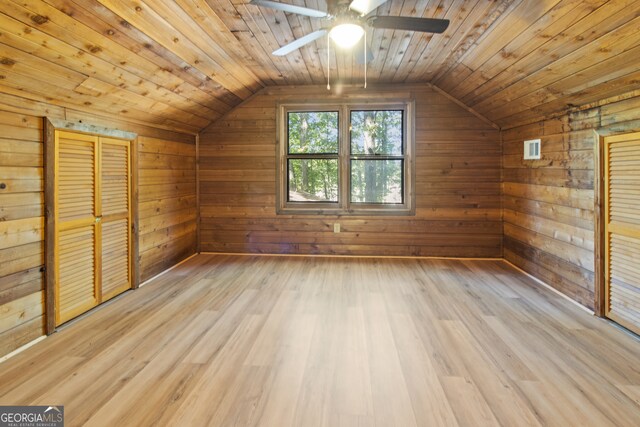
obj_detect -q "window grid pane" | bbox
[288,111,339,154]
[350,159,404,204]
[350,110,403,156]
[288,158,339,203]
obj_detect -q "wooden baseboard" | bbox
[198,251,502,261]
[0,336,46,365]
[502,259,594,315]
[139,252,199,288]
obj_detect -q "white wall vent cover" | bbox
[524,139,541,160]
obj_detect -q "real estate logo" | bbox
[0,406,64,427]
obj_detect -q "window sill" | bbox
[277,205,415,216]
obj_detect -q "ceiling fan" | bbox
[249,0,450,61]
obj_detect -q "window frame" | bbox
[276,100,415,216]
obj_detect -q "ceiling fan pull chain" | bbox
[327,32,331,91]
[364,31,367,89]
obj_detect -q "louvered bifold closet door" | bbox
[605,132,640,334]
[56,131,99,325]
[100,138,131,301]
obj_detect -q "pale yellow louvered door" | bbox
[604,132,640,334]
[56,131,99,325]
[54,130,132,326]
[100,138,131,301]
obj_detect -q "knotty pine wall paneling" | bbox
[502,93,640,310]
[0,109,44,357]
[0,92,197,358]
[199,85,502,257]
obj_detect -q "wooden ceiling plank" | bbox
[229,0,294,84]
[140,0,265,90]
[461,0,640,107]
[442,0,593,97]
[75,77,211,128]
[419,0,499,82]
[0,74,160,129]
[0,41,86,91]
[475,14,640,116]
[428,83,499,130]
[0,92,65,119]
[51,0,238,110]
[420,0,528,85]
[94,0,257,99]
[399,0,462,82]
[241,1,313,84]
[256,6,314,84]
[305,0,330,83]
[5,0,238,122]
[0,76,199,134]
[0,11,222,124]
[42,0,240,109]
[230,30,285,85]
[430,0,516,90]
[65,109,198,140]
[378,0,424,82]
[438,0,593,95]
[450,0,606,103]
[0,0,636,132]
[391,0,446,82]
[237,1,306,84]
[489,44,640,123]
[460,0,562,72]
[498,72,640,129]
[367,0,401,81]
[177,0,278,85]
[207,0,250,32]
[286,3,325,85]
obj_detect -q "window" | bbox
[277,101,414,215]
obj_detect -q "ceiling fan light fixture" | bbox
[329,23,365,49]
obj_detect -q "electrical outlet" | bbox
[334,223,341,233]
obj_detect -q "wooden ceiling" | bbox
[1,0,639,133]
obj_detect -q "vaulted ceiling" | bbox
[1,0,639,133]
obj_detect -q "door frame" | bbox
[594,130,606,317]
[44,118,138,334]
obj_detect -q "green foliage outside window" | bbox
[288,112,338,154]
[287,112,339,201]
[350,111,403,203]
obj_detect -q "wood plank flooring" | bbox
[0,254,639,426]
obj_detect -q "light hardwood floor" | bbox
[1,254,639,426]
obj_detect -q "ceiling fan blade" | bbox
[368,16,450,33]
[273,29,328,56]
[349,0,389,16]
[354,38,374,64]
[249,0,329,18]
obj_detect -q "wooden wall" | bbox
[0,92,197,358]
[199,85,502,257]
[138,135,197,280]
[502,93,640,310]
